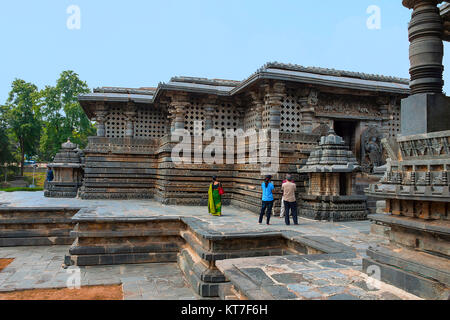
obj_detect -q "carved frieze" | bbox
[315,94,384,119]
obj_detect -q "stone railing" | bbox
[398,130,450,159]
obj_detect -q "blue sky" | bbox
[1,0,450,103]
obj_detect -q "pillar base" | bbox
[401,93,450,135]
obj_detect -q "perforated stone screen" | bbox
[388,105,401,138]
[281,89,302,133]
[244,107,258,131]
[184,99,205,136]
[134,106,167,138]
[105,106,126,138]
[213,103,241,137]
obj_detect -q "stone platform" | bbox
[216,255,420,300]
[0,207,79,246]
[0,191,422,300]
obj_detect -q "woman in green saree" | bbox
[208,176,222,216]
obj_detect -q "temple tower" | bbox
[44,139,83,198]
[298,129,368,221]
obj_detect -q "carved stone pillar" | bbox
[265,82,285,130]
[169,93,189,132]
[299,88,319,134]
[174,104,186,131]
[401,0,450,135]
[204,96,217,131]
[403,0,444,94]
[167,106,176,133]
[248,91,264,130]
[94,103,108,137]
[124,102,137,138]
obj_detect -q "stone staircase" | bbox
[64,208,353,298]
[0,207,79,246]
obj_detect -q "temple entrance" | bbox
[334,120,357,156]
[339,173,347,196]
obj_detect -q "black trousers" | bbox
[259,200,274,224]
[284,201,298,225]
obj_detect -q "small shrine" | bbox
[298,129,368,221]
[44,139,83,198]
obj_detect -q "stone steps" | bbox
[65,210,354,298]
[364,244,450,300]
[0,207,79,247]
[66,217,185,266]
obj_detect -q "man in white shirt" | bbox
[281,174,298,225]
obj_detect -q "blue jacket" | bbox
[261,182,274,201]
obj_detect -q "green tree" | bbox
[4,80,41,176]
[40,71,95,161]
[0,105,13,182]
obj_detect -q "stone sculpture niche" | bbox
[361,125,384,174]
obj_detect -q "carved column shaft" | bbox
[265,82,285,130]
[168,93,190,132]
[299,88,319,134]
[404,0,444,94]
[249,90,264,130]
[204,96,217,131]
[94,103,108,137]
[124,102,137,138]
[95,112,108,137]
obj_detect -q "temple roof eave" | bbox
[78,62,411,119]
[230,69,410,96]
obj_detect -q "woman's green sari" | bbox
[208,184,222,216]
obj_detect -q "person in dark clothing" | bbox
[259,175,274,225]
[46,166,54,182]
[282,174,298,225]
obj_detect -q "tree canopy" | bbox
[39,71,95,161]
[1,71,94,176]
[3,79,41,175]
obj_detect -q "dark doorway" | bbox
[339,173,347,196]
[334,121,357,155]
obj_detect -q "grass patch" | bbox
[0,187,44,192]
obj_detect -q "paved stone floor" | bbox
[216,256,420,300]
[0,246,199,300]
[0,191,420,299]
[0,191,386,260]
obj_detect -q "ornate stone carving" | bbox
[315,94,383,119]
[399,130,450,158]
[360,126,384,173]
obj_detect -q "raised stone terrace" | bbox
[0,191,420,300]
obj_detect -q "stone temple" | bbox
[46,62,409,217]
[5,0,443,301]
